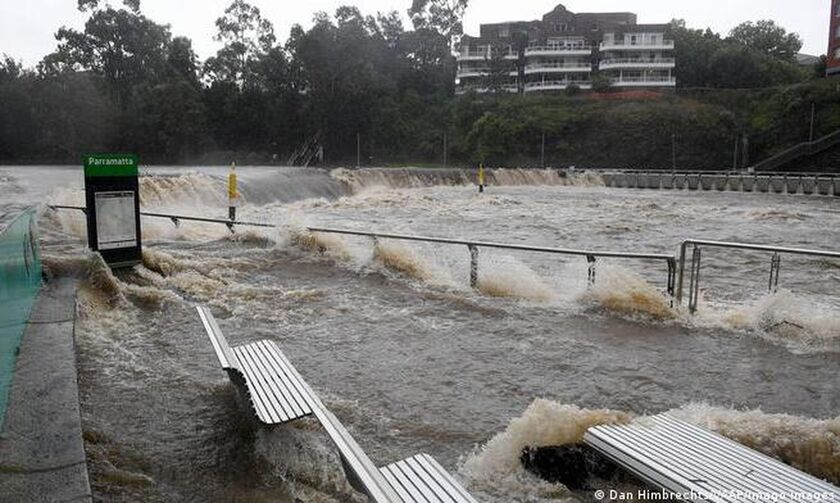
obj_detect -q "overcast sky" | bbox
[0,0,831,67]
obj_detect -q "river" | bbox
[1,165,839,502]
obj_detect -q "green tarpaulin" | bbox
[0,208,41,429]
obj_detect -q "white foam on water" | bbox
[693,290,840,353]
[254,425,367,503]
[460,399,630,501]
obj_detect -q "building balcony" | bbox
[524,80,592,92]
[599,58,675,70]
[600,40,675,51]
[455,84,519,95]
[525,45,592,57]
[457,49,518,61]
[457,68,489,78]
[457,51,490,61]
[524,63,592,75]
[610,76,676,87]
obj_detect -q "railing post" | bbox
[468,245,479,289]
[586,255,597,286]
[688,246,701,314]
[666,257,676,301]
[676,241,687,303]
[769,253,781,293]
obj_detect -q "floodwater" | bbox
[1,165,839,502]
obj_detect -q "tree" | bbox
[728,20,803,62]
[483,43,514,94]
[408,0,468,53]
[203,0,276,86]
[44,6,171,102]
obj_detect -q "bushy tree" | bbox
[729,20,803,62]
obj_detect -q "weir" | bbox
[607,171,840,196]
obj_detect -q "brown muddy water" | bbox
[1,165,839,502]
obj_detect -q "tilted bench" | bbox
[585,414,840,503]
[196,305,477,503]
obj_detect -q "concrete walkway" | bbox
[0,277,91,502]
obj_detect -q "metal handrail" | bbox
[49,205,276,230]
[307,226,672,261]
[50,205,840,313]
[675,239,840,312]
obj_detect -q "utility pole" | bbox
[809,102,816,142]
[356,132,360,169]
[540,131,546,168]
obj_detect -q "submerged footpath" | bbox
[0,276,91,502]
[0,208,90,501]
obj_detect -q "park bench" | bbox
[196,305,477,503]
[585,413,840,503]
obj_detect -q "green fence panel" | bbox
[0,208,41,429]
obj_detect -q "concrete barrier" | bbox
[687,175,700,190]
[643,173,661,189]
[700,175,713,190]
[817,178,832,196]
[785,176,801,194]
[661,174,675,189]
[835,179,840,197]
[711,175,728,191]
[673,174,687,190]
[613,173,627,188]
[602,173,615,187]
[741,176,755,192]
[625,173,638,188]
[755,176,770,193]
[801,177,816,195]
[770,176,785,193]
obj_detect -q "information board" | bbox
[83,154,142,267]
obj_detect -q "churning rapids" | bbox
[1,165,839,502]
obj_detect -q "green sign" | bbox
[0,209,41,429]
[83,153,138,177]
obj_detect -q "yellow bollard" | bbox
[478,163,485,193]
[228,162,237,221]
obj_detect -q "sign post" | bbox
[83,154,142,268]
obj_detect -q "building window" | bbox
[836,25,840,38]
[500,26,509,37]
[835,47,840,59]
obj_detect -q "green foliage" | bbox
[670,19,807,89]
[1,0,838,170]
[728,20,802,62]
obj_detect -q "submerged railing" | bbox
[676,239,840,313]
[49,205,840,313]
[307,226,677,293]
